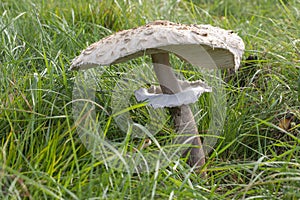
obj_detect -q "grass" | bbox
[1,0,300,199]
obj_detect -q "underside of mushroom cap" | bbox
[70,20,244,71]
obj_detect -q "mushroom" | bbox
[70,20,244,173]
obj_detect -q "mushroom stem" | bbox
[151,53,182,94]
[151,53,206,172]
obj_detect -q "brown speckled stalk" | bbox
[151,53,206,173]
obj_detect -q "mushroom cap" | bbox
[70,20,244,71]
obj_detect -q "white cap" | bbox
[70,20,244,71]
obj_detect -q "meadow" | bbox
[1,0,300,199]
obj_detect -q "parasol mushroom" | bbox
[70,20,244,173]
